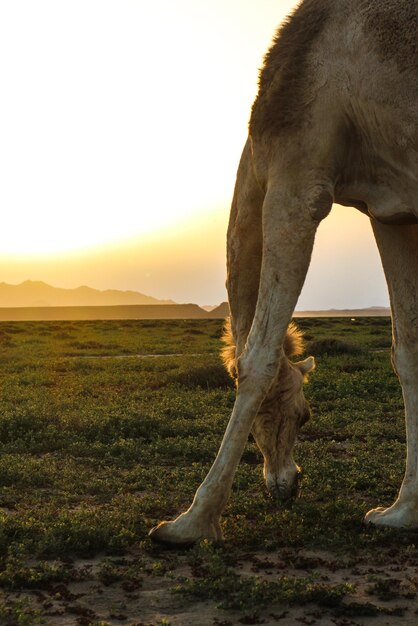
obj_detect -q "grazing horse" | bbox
[150,0,418,544]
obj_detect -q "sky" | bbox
[0,0,389,308]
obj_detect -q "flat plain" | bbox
[0,317,417,626]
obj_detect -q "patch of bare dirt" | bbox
[2,550,418,626]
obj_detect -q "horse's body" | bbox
[150,0,418,544]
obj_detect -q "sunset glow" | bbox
[1,1,295,255]
[1,204,219,255]
[0,0,389,308]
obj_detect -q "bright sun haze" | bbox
[0,0,388,308]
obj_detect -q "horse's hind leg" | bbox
[366,221,418,528]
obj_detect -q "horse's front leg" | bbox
[150,164,320,545]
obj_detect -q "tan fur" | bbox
[283,322,305,359]
[221,317,237,378]
[222,318,304,379]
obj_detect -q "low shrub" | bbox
[307,338,363,356]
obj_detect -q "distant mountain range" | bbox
[0,280,175,308]
[196,302,391,319]
[294,306,390,318]
[0,282,390,320]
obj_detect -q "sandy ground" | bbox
[2,549,418,626]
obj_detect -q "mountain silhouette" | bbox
[0,281,175,308]
[207,302,229,318]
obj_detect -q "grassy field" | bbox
[0,317,417,625]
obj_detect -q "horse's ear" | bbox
[295,356,315,377]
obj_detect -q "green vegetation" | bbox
[0,316,416,624]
